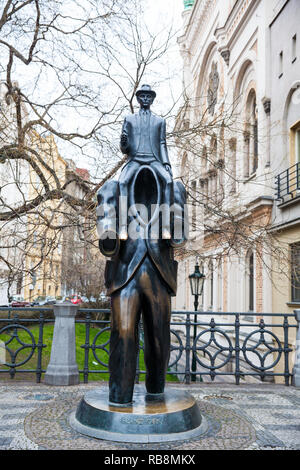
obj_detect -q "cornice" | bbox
[182,0,217,51]
[215,0,260,51]
[180,0,260,70]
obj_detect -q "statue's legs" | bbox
[142,266,171,394]
[109,276,142,404]
[109,256,171,404]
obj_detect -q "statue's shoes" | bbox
[162,229,171,240]
[119,228,128,240]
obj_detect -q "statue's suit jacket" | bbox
[120,112,171,166]
[97,180,188,297]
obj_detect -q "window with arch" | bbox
[291,243,300,303]
[289,121,300,195]
[217,258,223,312]
[208,259,214,310]
[246,250,255,312]
[202,145,208,172]
[200,146,209,214]
[181,152,188,181]
[292,123,300,164]
[191,180,197,231]
[218,124,225,199]
[229,138,237,193]
[208,135,217,197]
[244,90,258,177]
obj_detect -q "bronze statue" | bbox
[119,84,173,240]
[96,85,188,405]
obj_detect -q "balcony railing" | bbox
[275,162,300,203]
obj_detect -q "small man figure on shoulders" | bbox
[119,84,173,240]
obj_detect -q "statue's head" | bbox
[136,84,156,109]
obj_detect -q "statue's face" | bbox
[137,92,154,109]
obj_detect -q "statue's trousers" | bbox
[109,255,171,404]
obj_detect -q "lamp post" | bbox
[189,260,205,382]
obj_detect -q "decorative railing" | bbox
[275,162,300,203]
[0,308,299,386]
[0,308,52,382]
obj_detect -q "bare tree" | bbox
[0,0,180,301]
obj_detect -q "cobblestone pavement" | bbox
[0,381,299,450]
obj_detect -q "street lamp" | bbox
[189,260,205,382]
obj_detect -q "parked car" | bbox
[99,292,109,302]
[9,295,32,308]
[32,296,57,306]
[70,295,83,305]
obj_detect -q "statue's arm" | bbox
[160,119,171,167]
[120,117,129,154]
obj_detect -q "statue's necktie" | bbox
[142,110,148,123]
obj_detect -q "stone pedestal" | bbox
[44,303,79,386]
[70,385,207,443]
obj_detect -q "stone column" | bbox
[44,303,80,386]
[293,310,300,387]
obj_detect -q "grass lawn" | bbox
[0,323,178,383]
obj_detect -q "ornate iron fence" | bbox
[0,308,53,382]
[0,307,298,385]
[77,310,297,386]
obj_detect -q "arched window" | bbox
[218,124,225,199]
[291,243,300,303]
[202,145,208,172]
[208,135,217,197]
[181,152,188,175]
[208,259,214,310]
[229,138,237,193]
[217,259,223,311]
[200,262,205,309]
[290,121,300,165]
[200,146,209,214]
[244,90,258,177]
[246,250,255,312]
[191,180,197,231]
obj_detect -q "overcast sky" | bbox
[141,0,184,115]
[146,0,183,30]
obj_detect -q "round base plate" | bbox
[70,385,208,443]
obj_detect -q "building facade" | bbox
[22,133,67,302]
[267,0,300,380]
[175,0,300,380]
[175,0,274,314]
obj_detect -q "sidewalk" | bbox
[0,381,299,450]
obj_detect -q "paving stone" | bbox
[0,424,19,431]
[266,425,300,431]
[2,413,30,420]
[0,381,299,450]
[255,429,286,448]
[0,437,14,446]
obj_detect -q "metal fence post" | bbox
[185,312,191,384]
[293,310,300,387]
[44,303,79,385]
